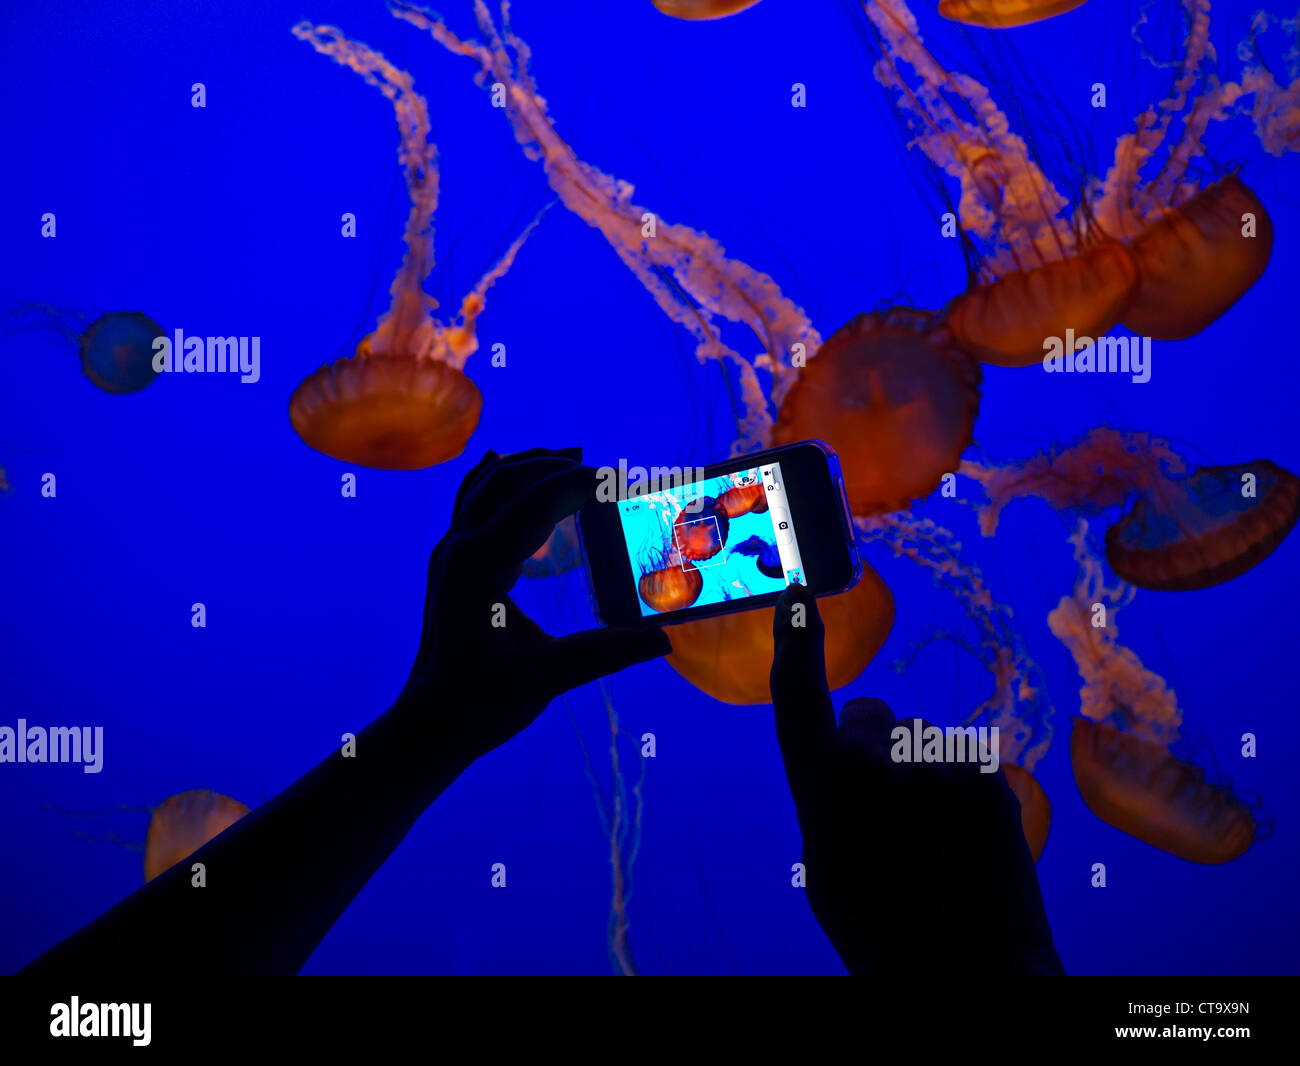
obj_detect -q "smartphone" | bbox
[578,440,862,627]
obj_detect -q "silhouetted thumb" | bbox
[540,626,671,701]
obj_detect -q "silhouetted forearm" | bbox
[20,694,473,976]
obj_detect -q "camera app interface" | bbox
[617,463,807,618]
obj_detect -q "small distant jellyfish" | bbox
[772,309,980,515]
[404,0,820,456]
[144,790,250,882]
[3,302,164,393]
[288,22,540,470]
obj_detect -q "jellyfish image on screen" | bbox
[637,540,703,614]
[288,21,542,470]
[3,302,164,394]
[673,495,730,562]
[731,534,783,580]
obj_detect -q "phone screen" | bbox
[616,461,807,618]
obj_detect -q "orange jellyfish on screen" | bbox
[288,22,541,470]
[773,308,980,516]
[144,790,251,882]
[673,495,730,561]
[963,428,1300,592]
[1048,523,1260,862]
[858,0,1293,362]
[637,541,704,614]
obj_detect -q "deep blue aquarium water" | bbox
[1,0,1296,975]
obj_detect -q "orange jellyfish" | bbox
[3,303,165,394]
[963,428,1300,592]
[938,0,1085,30]
[1071,719,1256,864]
[652,0,763,18]
[858,0,1288,362]
[144,790,250,882]
[666,563,894,704]
[1048,521,1261,861]
[1106,458,1300,591]
[772,309,980,515]
[288,22,541,470]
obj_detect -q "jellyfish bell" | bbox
[289,345,482,470]
[144,790,250,882]
[79,311,165,394]
[639,561,704,613]
[937,0,1086,29]
[673,496,730,561]
[666,564,894,704]
[1106,458,1300,591]
[946,242,1139,368]
[1120,176,1274,340]
[652,0,763,19]
[773,309,980,516]
[1001,763,1050,862]
[1070,719,1256,863]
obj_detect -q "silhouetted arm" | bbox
[20,449,668,976]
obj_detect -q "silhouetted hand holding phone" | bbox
[406,446,670,759]
[22,447,668,976]
[770,582,1064,975]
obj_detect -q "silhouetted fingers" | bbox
[454,448,584,531]
[538,626,672,701]
[474,463,597,582]
[771,583,837,810]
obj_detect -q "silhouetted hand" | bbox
[770,582,1064,975]
[402,447,670,760]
